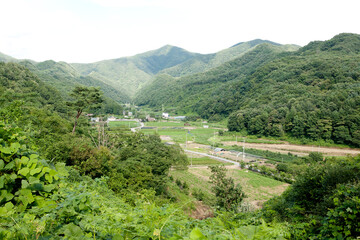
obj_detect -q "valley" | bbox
[1,32,360,239]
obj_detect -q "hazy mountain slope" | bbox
[19,60,131,103]
[0,51,17,62]
[159,40,299,77]
[72,45,199,97]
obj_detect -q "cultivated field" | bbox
[171,166,289,209]
[223,141,360,156]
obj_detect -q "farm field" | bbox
[140,120,360,157]
[188,156,232,166]
[223,141,360,157]
[170,166,289,208]
[108,120,140,129]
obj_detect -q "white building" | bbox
[162,112,169,118]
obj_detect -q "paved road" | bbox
[131,120,144,132]
[184,149,240,166]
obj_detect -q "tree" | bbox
[209,165,245,211]
[67,86,103,134]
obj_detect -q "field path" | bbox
[184,150,239,166]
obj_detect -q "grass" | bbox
[140,127,216,144]
[170,166,289,205]
[188,157,232,166]
[108,121,139,128]
[170,169,215,205]
[145,121,185,127]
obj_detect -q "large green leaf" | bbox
[4,160,15,170]
[30,167,42,176]
[18,188,34,204]
[190,228,207,240]
[18,167,30,176]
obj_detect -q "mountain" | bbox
[71,40,293,97]
[20,60,130,103]
[134,33,360,146]
[134,43,298,113]
[0,39,298,103]
[159,39,299,77]
[71,45,200,97]
[0,51,17,62]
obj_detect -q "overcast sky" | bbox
[1,0,359,63]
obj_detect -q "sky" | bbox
[1,0,359,63]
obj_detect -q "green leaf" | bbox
[42,167,51,173]
[55,162,69,177]
[0,146,13,154]
[10,142,20,153]
[45,174,53,184]
[0,160,4,170]
[5,202,14,211]
[1,190,14,202]
[30,167,42,176]
[21,179,29,189]
[190,227,207,240]
[20,156,29,165]
[0,176,4,188]
[29,154,38,160]
[28,176,40,184]
[10,173,17,180]
[18,167,30,176]
[19,188,34,204]
[4,161,15,170]
[43,184,56,192]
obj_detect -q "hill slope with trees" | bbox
[136,33,360,147]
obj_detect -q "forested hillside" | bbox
[160,40,298,77]
[135,43,296,115]
[72,40,286,97]
[1,40,294,102]
[136,33,360,147]
[19,60,130,104]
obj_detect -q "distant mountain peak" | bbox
[231,39,281,48]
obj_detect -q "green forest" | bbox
[136,33,360,147]
[1,33,360,239]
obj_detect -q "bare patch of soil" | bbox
[189,201,214,219]
[223,141,360,156]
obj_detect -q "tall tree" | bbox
[209,165,245,211]
[67,86,103,134]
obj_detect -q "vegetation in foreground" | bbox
[1,42,360,239]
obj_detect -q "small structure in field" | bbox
[162,112,169,119]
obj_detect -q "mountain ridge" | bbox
[0,39,299,100]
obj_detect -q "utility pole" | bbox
[243,138,245,161]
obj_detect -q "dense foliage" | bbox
[135,43,293,117]
[228,33,360,146]
[263,155,360,239]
